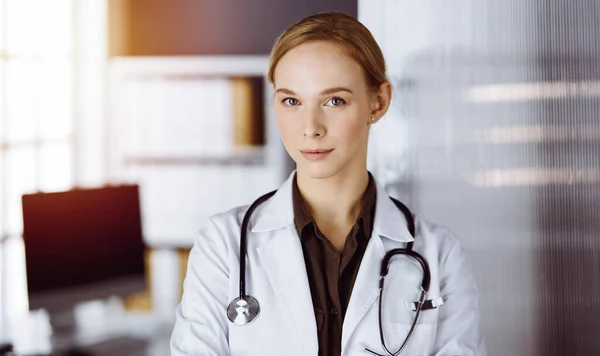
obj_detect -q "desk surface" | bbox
[9,307,174,356]
[50,313,173,356]
[52,332,172,356]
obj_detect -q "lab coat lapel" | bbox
[256,228,318,355]
[252,171,318,354]
[341,234,385,350]
[342,180,415,351]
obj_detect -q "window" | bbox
[0,0,75,239]
[0,0,106,323]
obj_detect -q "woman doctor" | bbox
[171,11,485,356]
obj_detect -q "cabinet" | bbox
[108,56,291,248]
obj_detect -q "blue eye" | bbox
[327,97,346,107]
[282,98,299,106]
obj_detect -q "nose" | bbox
[303,110,326,138]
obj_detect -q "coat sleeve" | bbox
[431,229,487,356]
[170,217,231,355]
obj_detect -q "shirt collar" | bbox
[291,173,377,240]
[250,170,414,244]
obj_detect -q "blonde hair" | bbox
[268,11,388,90]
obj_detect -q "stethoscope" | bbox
[227,190,438,356]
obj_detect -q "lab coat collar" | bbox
[250,170,414,243]
[249,172,296,232]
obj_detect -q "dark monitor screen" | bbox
[22,185,146,312]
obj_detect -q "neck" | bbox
[296,168,370,226]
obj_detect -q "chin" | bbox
[296,161,344,180]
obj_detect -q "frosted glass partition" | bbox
[361,1,600,355]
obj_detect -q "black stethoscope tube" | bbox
[238,190,277,298]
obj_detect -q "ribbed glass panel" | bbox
[361,1,600,355]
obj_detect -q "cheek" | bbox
[332,113,368,144]
[275,110,301,143]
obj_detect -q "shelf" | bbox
[123,147,266,166]
[109,55,271,80]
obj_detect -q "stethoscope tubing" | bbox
[231,190,431,356]
[238,190,276,298]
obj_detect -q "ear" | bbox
[369,81,392,124]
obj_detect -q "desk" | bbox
[50,322,173,356]
[11,309,173,356]
[58,333,171,356]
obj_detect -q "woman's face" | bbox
[273,41,390,180]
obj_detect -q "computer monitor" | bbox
[21,185,147,316]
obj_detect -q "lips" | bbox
[300,149,333,154]
[300,149,334,161]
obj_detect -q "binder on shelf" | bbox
[230,77,265,147]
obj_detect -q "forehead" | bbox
[273,41,366,92]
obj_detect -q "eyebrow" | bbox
[274,87,354,96]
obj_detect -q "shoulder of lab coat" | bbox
[414,216,487,356]
[170,205,248,356]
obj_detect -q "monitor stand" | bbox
[50,308,78,337]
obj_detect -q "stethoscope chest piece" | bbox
[227,295,260,325]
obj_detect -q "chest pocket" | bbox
[351,317,436,356]
[375,258,439,355]
[382,259,440,322]
[348,250,441,355]
[380,323,435,356]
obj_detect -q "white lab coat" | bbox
[171,172,486,356]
